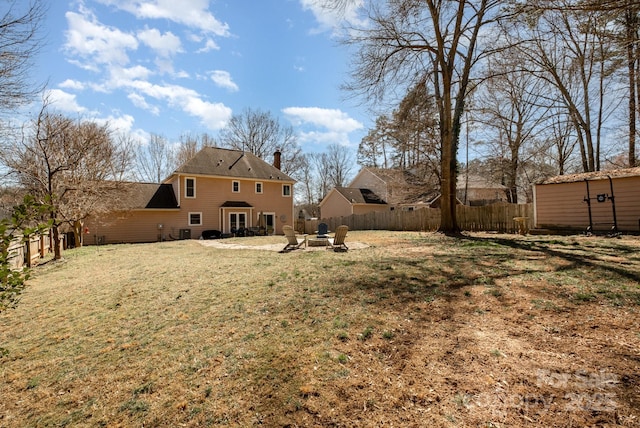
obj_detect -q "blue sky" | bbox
[33,0,369,154]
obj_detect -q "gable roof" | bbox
[537,167,640,185]
[111,183,178,210]
[334,187,387,204]
[172,146,294,182]
[145,184,179,209]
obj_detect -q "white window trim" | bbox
[282,184,291,197]
[255,182,263,194]
[185,177,196,198]
[229,212,247,229]
[188,212,202,226]
[232,180,240,193]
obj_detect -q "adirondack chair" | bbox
[280,225,307,252]
[329,225,348,252]
[316,222,329,238]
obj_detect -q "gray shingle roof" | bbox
[173,147,294,182]
[113,183,178,210]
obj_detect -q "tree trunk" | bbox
[629,7,638,167]
[52,225,62,260]
[73,219,84,248]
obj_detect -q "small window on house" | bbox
[189,212,202,226]
[185,177,196,198]
[282,184,291,197]
[255,182,263,194]
[232,180,240,193]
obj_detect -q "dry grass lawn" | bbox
[1,231,639,427]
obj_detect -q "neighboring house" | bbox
[533,167,640,234]
[84,147,296,243]
[319,187,388,219]
[319,168,438,218]
[456,174,509,206]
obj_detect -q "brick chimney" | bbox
[273,150,281,170]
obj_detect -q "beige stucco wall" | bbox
[534,176,640,233]
[84,174,295,243]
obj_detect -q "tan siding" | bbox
[321,192,353,219]
[84,210,183,244]
[86,175,294,243]
[350,170,388,201]
[534,176,640,233]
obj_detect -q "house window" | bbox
[232,180,240,193]
[255,182,263,194]
[185,177,196,198]
[282,184,291,197]
[189,212,202,226]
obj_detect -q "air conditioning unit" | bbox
[179,229,191,240]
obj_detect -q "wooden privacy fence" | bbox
[300,203,533,235]
[6,233,54,269]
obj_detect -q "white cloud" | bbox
[64,10,138,67]
[298,0,367,34]
[209,70,239,92]
[96,114,137,135]
[108,65,154,86]
[282,107,363,133]
[283,107,363,148]
[137,27,183,57]
[45,89,87,113]
[128,92,160,115]
[196,38,220,53]
[58,79,86,90]
[122,80,232,129]
[96,0,230,36]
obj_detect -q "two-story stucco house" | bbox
[83,147,296,244]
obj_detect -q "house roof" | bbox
[172,146,294,182]
[537,167,640,185]
[145,184,179,209]
[220,201,253,208]
[361,167,427,187]
[334,187,387,204]
[113,183,178,210]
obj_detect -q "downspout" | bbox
[607,175,618,233]
[584,179,593,233]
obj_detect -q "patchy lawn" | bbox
[1,231,639,427]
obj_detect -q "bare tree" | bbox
[509,2,622,172]
[0,0,45,113]
[329,0,505,234]
[0,103,134,258]
[136,133,174,183]
[175,132,217,170]
[218,108,303,176]
[536,0,640,167]
[474,53,551,203]
[325,143,354,188]
[311,152,332,201]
